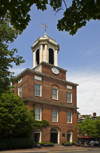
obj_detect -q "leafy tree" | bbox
[0,90,49,138]
[0,15,25,95]
[77,117,100,140]
[0,0,100,35]
[0,90,34,137]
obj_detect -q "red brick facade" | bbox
[13,62,78,143]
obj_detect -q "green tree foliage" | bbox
[0,15,25,95]
[77,117,100,139]
[0,90,34,137]
[0,90,49,137]
[0,0,100,35]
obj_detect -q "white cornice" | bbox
[14,66,79,86]
[23,98,78,110]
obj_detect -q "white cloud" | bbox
[10,67,26,76]
[67,70,100,116]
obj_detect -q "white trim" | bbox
[18,86,22,97]
[58,129,60,144]
[35,75,42,81]
[67,85,72,90]
[18,78,22,84]
[67,131,72,142]
[34,130,41,143]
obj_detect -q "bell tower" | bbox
[31,33,60,68]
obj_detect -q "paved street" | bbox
[0,147,100,153]
[49,148,100,153]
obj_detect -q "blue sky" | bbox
[9,3,100,116]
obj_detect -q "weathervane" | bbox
[42,23,48,32]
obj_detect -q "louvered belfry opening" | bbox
[36,49,39,65]
[49,48,54,65]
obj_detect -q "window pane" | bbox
[67,112,72,123]
[35,108,41,120]
[35,84,40,90]
[52,111,57,122]
[52,116,57,122]
[52,88,58,100]
[34,84,41,96]
[52,111,57,116]
[67,92,71,103]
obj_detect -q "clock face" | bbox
[51,67,59,75]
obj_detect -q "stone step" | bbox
[54,144,64,147]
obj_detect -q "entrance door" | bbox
[50,128,58,143]
[67,131,72,142]
[34,130,41,143]
[51,133,58,143]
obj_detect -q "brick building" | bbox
[13,33,78,144]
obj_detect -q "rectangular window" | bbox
[18,78,22,84]
[67,85,72,90]
[52,110,58,122]
[35,75,42,81]
[67,92,72,103]
[67,112,72,123]
[34,84,41,96]
[52,88,58,100]
[18,86,22,97]
[35,108,41,121]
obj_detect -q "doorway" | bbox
[34,130,41,143]
[50,128,59,143]
[67,131,72,142]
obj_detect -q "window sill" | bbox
[67,102,72,103]
[52,98,58,101]
[35,95,42,97]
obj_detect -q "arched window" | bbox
[49,48,54,64]
[36,49,39,65]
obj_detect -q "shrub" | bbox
[0,138,34,150]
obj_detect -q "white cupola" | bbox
[31,33,60,68]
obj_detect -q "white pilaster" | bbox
[54,49,58,66]
[33,50,36,68]
[44,43,48,63]
[40,44,43,63]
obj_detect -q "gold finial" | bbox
[42,23,47,33]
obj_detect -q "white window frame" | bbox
[67,85,72,90]
[18,78,22,84]
[18,86,22,97]
[35,108,42,121]
[52,110,58,122]
[34,84,42,97]
[35,75,42,81]
[67,92,72,103]
[52,88,58,100]
[67,112,72,123]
